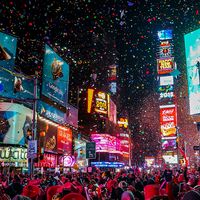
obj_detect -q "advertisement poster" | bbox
[162,152,178,164]
[0,69,34,100]
[74,139,86,160]
[158,41,173,58]
[159,76,174,86]
[37,118,57,153]
[94,91,109,115]
[66,104,78,128]
[0,102,32,145]
[37,101,66,125]
[184,28,200,114]
[157,57,174,74]
[42,44,69,107]
[57,126,72,153]
[160,105,177,138]
[157,29,173,40]
[91,134,120,153]
[0,32,17,70]
[34,153,57,168]
[108,99,117,124]
[161,139,177,150]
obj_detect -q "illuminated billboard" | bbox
[157,57,174,74]
[91,134,121,153]
[159,76,174,86]
[108,99,117,124]
[162,151,178,164]
[42,44,69,107]
[107,64,117,94]
[87,89,109,115]
[118,118,128,128]
[158,41,173,58]
[184,28,200,114]
[145,157,155,167]
[37,117,72,154]
[0,32,17,70]
[158,29,173,40]
[0,102,32,145]
[160,105,177,138]
[161,138,177,150]
[0,69,34,100]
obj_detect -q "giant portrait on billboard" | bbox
[0,102,32,145]
[42,44,69,107]
[184,28,200,114]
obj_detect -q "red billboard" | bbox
[34,153,57,168]
[57,126,72,153]
[160,105,177,137]
[108,98,117,124]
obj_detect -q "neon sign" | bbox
[94,91,108,115]
[157,58,174,74]
[118,118,128,128]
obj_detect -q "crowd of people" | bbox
[0,165,200,200]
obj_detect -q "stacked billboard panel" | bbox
[157,29,178,164]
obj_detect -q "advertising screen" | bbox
[74,139,86,160]
[160,105,177,138]
[157,58,174,74]
[42,44,69,107]
[37,117,72,154]
[158,29,173,40]
[145,157,155,167]
[91,134,121,153]
[57,126,72,153]
[184,28,200,114]
[66,104,78,128]
[108,99,117,124]
[34,153,57,168]
[0,102,32,145]
[0,32,17,70]
[161,139,177,150]
[0,69,34,100]
[159,76,174,86]
[158,41,172,58]
[162,152,178,164]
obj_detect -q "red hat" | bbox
[22,185,40,200]
[61,193,86,200]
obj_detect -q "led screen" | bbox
[159,76,174,86]
[0,32,17,69]
[74,139,86,160]
[161,139,177,150]
[42,44,69,107]
[0,102,32,145]
[157,58,174,74]
[0,69,34,100]
[108,98,117,124]
[162,154,178,164]
[91,134,120,153]
[158,29,173,40]
[160,105,177,138]
[184,28,200,114]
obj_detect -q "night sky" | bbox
[1,0,200,160]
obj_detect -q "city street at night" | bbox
[0,1,200,199]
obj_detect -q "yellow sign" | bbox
[118,118,128,128]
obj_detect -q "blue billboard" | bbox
[184,28,200,114]
[0,32,17,69]
[0,102,32,145]
[42,44,69,107]
[37,100,66,125]
[0,68,34,101]
[158,29,173,41]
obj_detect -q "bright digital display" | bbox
[159,76,174,86]
[94,91,108,115]
[91,134,121,153]
[42,44,69,107]
[158,85,174,93]
[145,157,155,167]
[118,118,128,128]
[160,105,177,138]
[157,58,174,74]
[108,98,117,124]
[91,162,124,168]
[0,102,32,145]
[184,28,200,114]
[108,65,117,94]
[161,139,177,150]
[0,32,17,70]
[158,41,172,58]
[159,91,174,99]
[0,69,35,100]
[158,29,173,40]
[74,139,86,160]
[35,153,57,168]
[162,152,178,164]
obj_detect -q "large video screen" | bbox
[160,105,177,138]
[42,44,69,107]
[0,32,17,70]
[158,29,173,41]
[184,28,200,114]
[0,102,32,145]
[161,138,177,150]
[0,69,34,100]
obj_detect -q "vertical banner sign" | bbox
[157,58,174,74]
[160,105,177,138]
[184,28,200,115]
[86,142,96,159]
[28,140,37,159]
[42,44,69,107]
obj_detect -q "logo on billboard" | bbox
[157,58,174,74]
[158,41,173,58]
[94,91,108,115]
